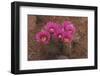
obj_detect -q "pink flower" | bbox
[54,26,64,40]
[63,21,76,35]
[62,32,74,43]
[44,21,58,34]
[35,31,50,44]
[35,21,76,44]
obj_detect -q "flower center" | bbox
[41,36,47,42]
[50,28,54,32]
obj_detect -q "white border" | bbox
[20,6,95,70]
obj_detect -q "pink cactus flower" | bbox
[62,32,74,43]
[35,31,50,44]
[35,21,76,44]
[54,26,64,40]
[63,21,76,35]
[44,21,59,34]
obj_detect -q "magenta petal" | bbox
[63,21,76,35]
[54,25,64,40]
[44,21,59,34]
[62,32,74,43]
